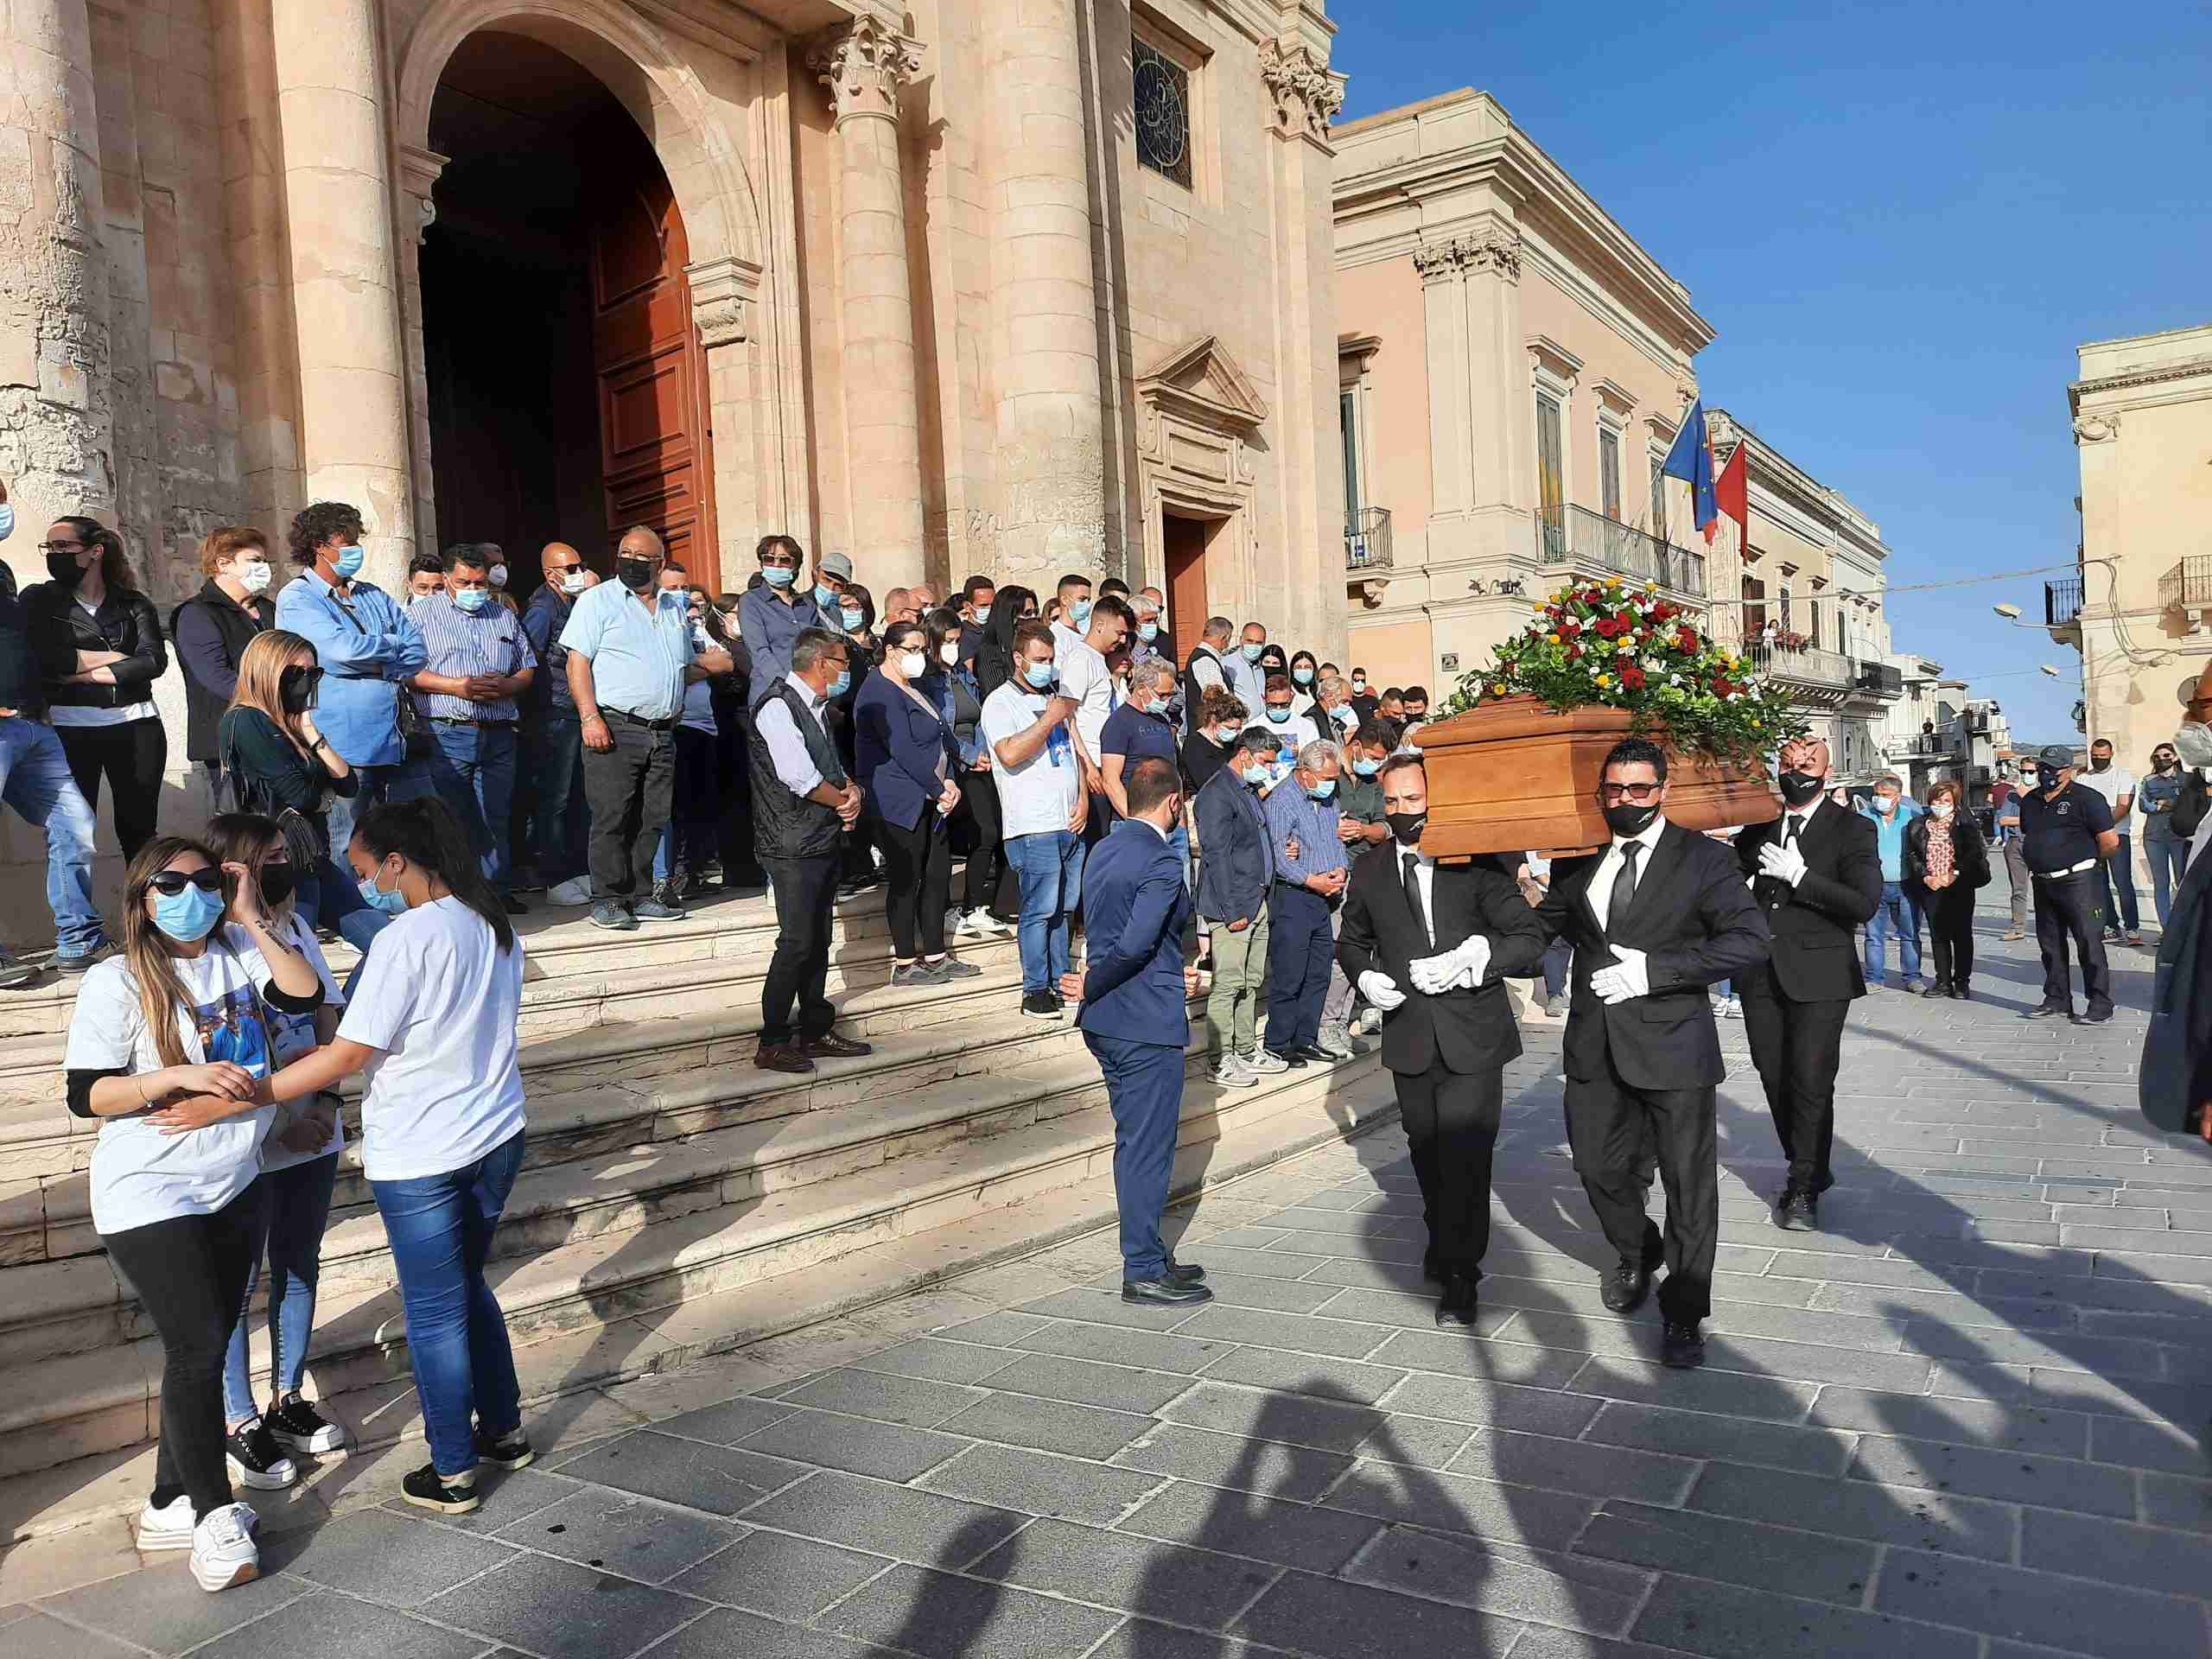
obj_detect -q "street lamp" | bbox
[2039,664,2061,677]
[1993,602,2022,620]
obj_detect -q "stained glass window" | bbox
[1134,39,1192,189]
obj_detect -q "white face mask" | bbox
[1929,802,1954,820]
[939,641,960,666]
[2176,722,2212,768]
[561,570,590,595]
[488,563,508,588]
[234,559,272,594]
[897,651,927,679]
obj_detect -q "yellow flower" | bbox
[1491,683,1507,697]
[1533,599,1549,613]
[1546,632,1560,645]
[1643,581,1658,594]
[1595,673,1611,688]
[1605,576,1623,588]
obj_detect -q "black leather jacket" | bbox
[21,582,168,712]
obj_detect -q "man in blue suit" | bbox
[1061,755,1212,1306]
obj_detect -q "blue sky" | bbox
[1334,2,2211,747]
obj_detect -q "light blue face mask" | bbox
[829,670,852,697]
[1353,757,1382,777]
[358,864,410,916]
[1293,667,1313,686]
[1067,599,1093,628]
[840,607,864,631]
[1243,765,1270,788]
[1137,622,1159,643]
[330,543,365,580]
[1242,642,1263,662]
[1265,706,1292,724]
[153,881,225,943]
[1306,778,1337,802]
[814,582,839,606]
[453,587,490,613]
[763,565,795,588]
[0,503,15,541]
[1024,661,1057,690]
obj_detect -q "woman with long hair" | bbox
[64,834,323,1590]
[27,514,170,860]
[1287,648,1321,716]
[927,607,1016,930]
[219,630,385,954]
[150,797,531,1517]
[206,812,352,1493]
[1904,779,1991,999]
[974,584,1037,700]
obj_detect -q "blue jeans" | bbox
[222,1150,339,1424]
[2147,836,2190,928]
[1007,830,1084,994]
[0,717,105,957]
[1084,1032,1184,1282]
[424,721,518,892]
[1865,879,1923,984]
[524,715,587,885]
[2102,834,2141,933]
[324,755,430,865]
[370,1132,525,1478]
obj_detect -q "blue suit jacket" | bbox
[1076,819,1192,1047]
[853,668,957,832]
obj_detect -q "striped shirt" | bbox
[1262,779,1348,887]
[409,594,535,723]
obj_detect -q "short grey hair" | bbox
[618,524,664,560]
[1315,674,1346,704]
[1132,593,1160,617]
[790,626,849,673]
[1296,740,1341,773]
[1204,615,1233,643]
[1140,658,1176,691]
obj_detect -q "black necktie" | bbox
[1606,842,1643,942]
[1784,814,1802,848]
[1402,851,1429,949]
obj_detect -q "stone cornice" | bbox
[808,14,923,126]
[1413,226,1522,284]
[1258,40,1346,144]
[2068,352,2212,412]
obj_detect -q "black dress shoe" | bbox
[1949,983,1970,1001]
[2076,1002,2115,1025]
[1660,1320,1706,1370]
[1292,1044,1335,1064]
[753,1042,815,1075]
[2023,1003,2073,1020]
[1920,980,1950,998]
[1775,1186,1818,1230]
[1267,1048,1308,1070]
[1434,1273,1479,1328]
[802,1031,874,1058]
[1163,1256,1206,1284]
[1122,1277,1213,1306]
[1600,1257,1654,1315]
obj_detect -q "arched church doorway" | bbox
[423,30,719,588]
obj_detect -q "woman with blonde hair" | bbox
[219,630,384,952]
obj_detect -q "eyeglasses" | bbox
[147,868,224,896]
[1599,782,1663,804]
[35,540,85,555]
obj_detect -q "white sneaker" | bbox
[1352,1007,1383,1037]
[547,875,594,907]
[1316,1025,1354,1060]
[1210,1058,1255,1087]
[137,1492,196,1552]
[966,907,1012,936]
[1718,995,1742,1020]
[1241,1048,1289,1076]
[189,1502,260,1592]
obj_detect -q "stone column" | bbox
[271,0,416,591]
[810,16,927,589]
[0,0,114,547]
[982,0,1105,580]
[685,253,763,577]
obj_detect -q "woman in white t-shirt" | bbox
[156,796,531,1518]
[63,833,324,1592]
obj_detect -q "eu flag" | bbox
[1660,398,1717,537]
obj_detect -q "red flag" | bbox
[1710,441,1747,547]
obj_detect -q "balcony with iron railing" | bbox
[2159,556,2212,612]
[1854,659,1904,698]
[2045,576,2082,630]
[1344,506,1393,571]
[1744,639,1851,690]
[1537,503,1707,599]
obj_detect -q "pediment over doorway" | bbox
[1136,335,1269,436]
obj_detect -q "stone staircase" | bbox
[0,883,1398,1541]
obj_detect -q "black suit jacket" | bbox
[1337,846,1546,1077]
[1537,820,1772,1090]
[1733,801,1883,1002]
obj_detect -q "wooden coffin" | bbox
[1415,696,1783,860]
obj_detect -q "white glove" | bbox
[1758,840,1808,887]
[1358,970,1407,1012]
[1589,944,1650,1005]
[1409,935,1491,995]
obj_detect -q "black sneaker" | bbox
[265,1395,346,1456]
[2075,1003,2116,1025]
[2022,1002,2072,1020]
[1020,990,1060,1019]
[652,877,685,911]
[225,1420,298,1491]
[633,897,690,924]
[53,940,114,973]
[400,1462,480,1515]
[474,1425,535,1471]
[589,900,639,932]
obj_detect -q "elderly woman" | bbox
[1906,779,1991,999]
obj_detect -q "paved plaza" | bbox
[3,906,2209,1659]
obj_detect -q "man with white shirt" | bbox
[984,620,1088,1016]
[1535,738,1770,1370]
[1338,755,1546,1327]
[1225,620,1269,712]
[1054,592,1133,816]
[2079,737,2143,946]
[1731,737,1882,1230]
[1181,616,1235,739]
[1050,572,1094,655]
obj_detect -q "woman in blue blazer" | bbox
[855,619,979,987]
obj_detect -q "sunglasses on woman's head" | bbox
[148,869,224,895]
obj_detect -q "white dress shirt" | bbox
[756,671,834,798]
[1587,813,1669,933]
[1396,845,1438,950]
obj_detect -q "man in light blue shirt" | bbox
[1262,739,1351,1064]
[1854,772,1925,988]
[562,524,731,931]
[1225,620,1268,712]
[273,501,430,857]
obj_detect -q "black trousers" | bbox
[103,1179,265,1515]
[1395,1061,1504,1278]
[1923,883,1977,988]
[761,853,839,1046]
[2033,868,2113,1011]
[1739,980,1849,1195]
[1564,1050,1719,1325]
[581,715,676,900]
[882,804,950,959]
[59,716,167,863]
[958,769,1016,916]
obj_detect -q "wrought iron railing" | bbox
[1744,639,1850,688]
[2158,556,2212,611]
[1854,660,1903,696]
[1535,503,1707,598]
[2044,577,2082,628]
[1344,507,1393,571]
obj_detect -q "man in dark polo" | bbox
[2019,742,2119,1023]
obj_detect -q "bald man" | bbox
[1732,737,1883,1228]
[520,540,595,900]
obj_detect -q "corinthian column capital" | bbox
[1258,40,1346,143]
[809,15,925,127]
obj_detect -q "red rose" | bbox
[1712,677,1733,698]
[1593,617,1620,639]
[1676,626,1700,652]
[1620,665,1646,690]
[1566,643,1583,661]
[1653,601,1675,623]
[1559,620,1581,639]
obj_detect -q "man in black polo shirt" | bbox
[2019,743,2119,1023]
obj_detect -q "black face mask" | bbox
[257,864,296,907]
[278,664,320,715]
[1777,770,1825,807]
[46,548,85,588]
[1602,800,1662,837]
[2036,765,2061,791]
[617,558,656,593]
[1385,810,1427,846]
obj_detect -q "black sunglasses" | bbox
[148,868,224,896]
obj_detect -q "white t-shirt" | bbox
[338,896,526,1182]
[1054,632,1116,763]
[65,945,280,1235]
[982,681,1080,838]
[1250,710,1322,772]
[223,915,346,1173]
[2077,764,2134,823]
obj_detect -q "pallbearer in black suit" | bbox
[1536,739,1771,1369]
[1337,756,1548,1328]
[1732,737,1882,1230]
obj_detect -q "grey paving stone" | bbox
[268,1506,516,1606]
[2087,1411,2209,1473]
[1445,1425,1699,1506]
[2021,1505,2212,1597]
[919,1440,1161,1525]
[1172,1243,1340,1281]
[742,1470,1024,1565]
[1344,1524,1649,1637]
[649,1395,799,1446]
[1806,1385,2089,1456]
[1198,1343,1407,1405]
[845,1337,1026,1385]
[968,1516,1274,1629]
[820,1561,1122,1659]
[1017,1286,1215,1330]
[1380,1370,1604,1437]
[1173,1303,1397,1361]
[1848,1433,2137,1517]
[1118,1478,1380,1573]
[1082,1618,1266,1659]
[1347,1413,1481,1470]
[980,1351,1198,1414]
[1231,1566,1522,1659]
[779,1367,988,1428]
[1321,1459,1597,1552]
[174,1591,491,1659]
[2143,1471,2212,1533]
[1505,1630,1716,1659]
[1252,1205,1421,1239]
[1158,1380,1389,1454]
[1173,1270,1350,1314]
[1897,1318,2174,1381]
[37,1559,312,1654]
[1573,1500,1876,1605]
[736,1404,971,1481]
[644,1605,893,1659]
[1014,1316,1230,1374]
[931,1310,1053,1347]
[925,1381,1154,1459]
[1580,1402,1854,1478]
[1630,1573,1979,1659]
[1109,1421,1354,1502]
[416,1552,708,1659]
[663,1528,891,1619]
[1256,1228,1428,1264]
[1875,1547,2207,1659]
[487,1484,744,1583]
[1687,1460,2016,1560]
[2,1610,143,1659]
[554,1429,812,1516]
[1363,1328,1591,1389]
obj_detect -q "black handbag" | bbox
[223,726,330,869]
